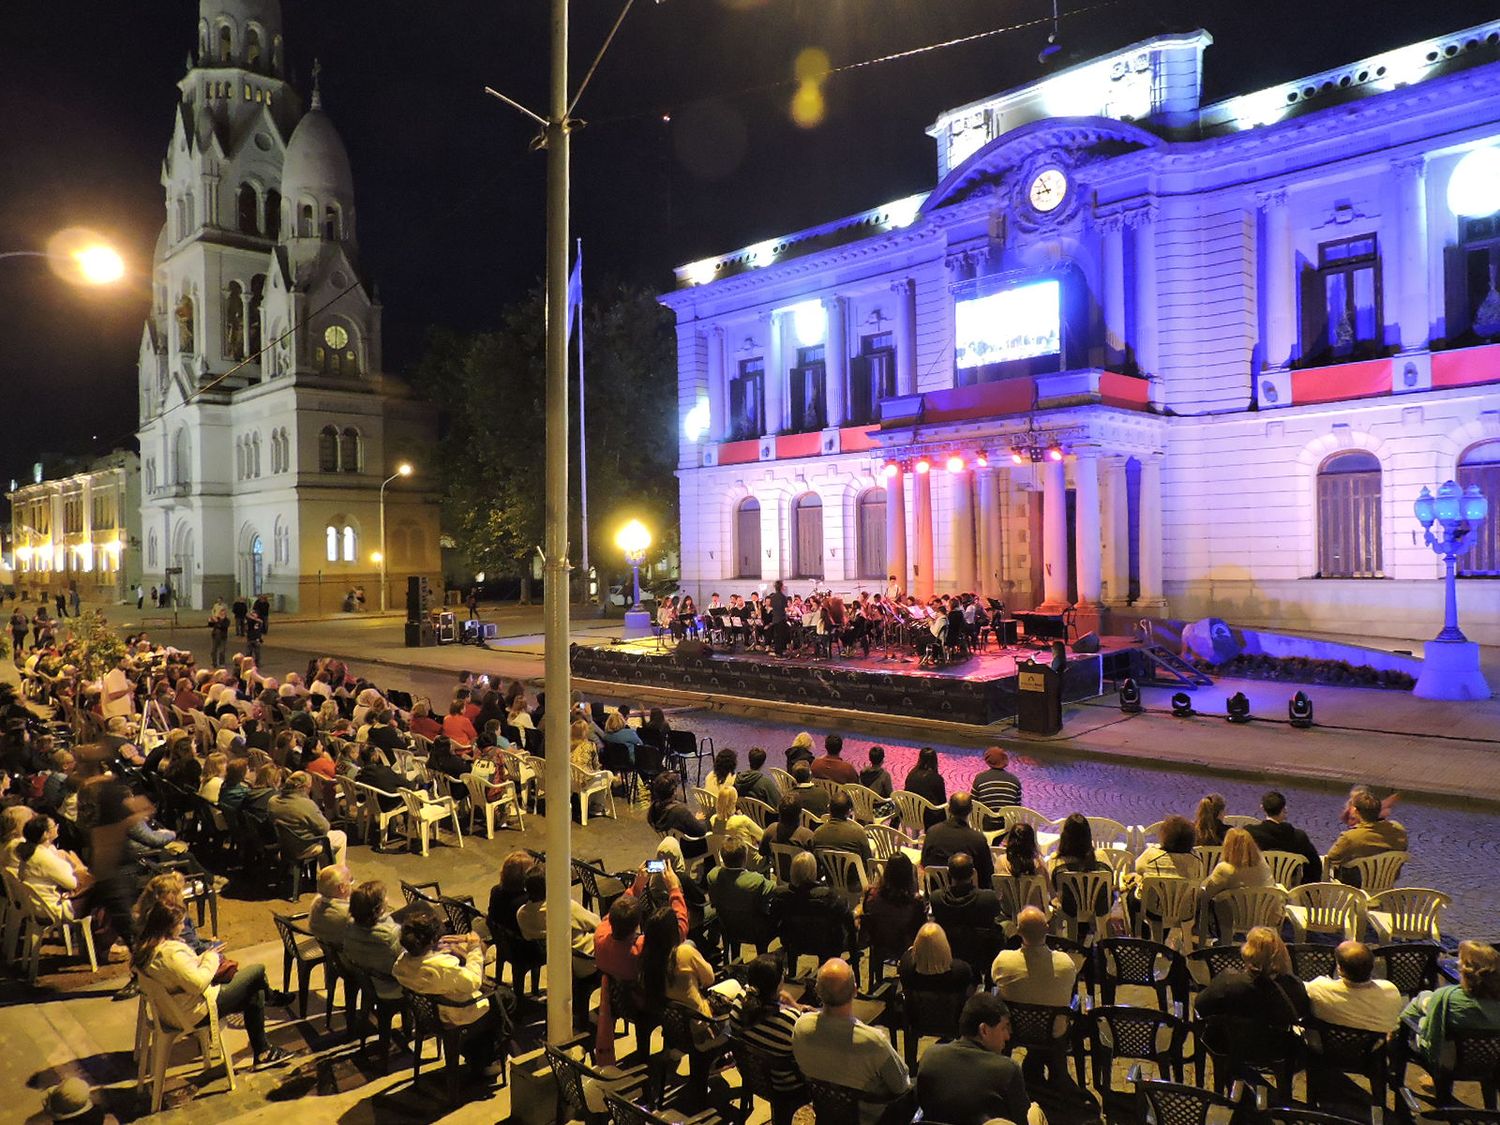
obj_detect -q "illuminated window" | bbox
[326,525,338,562]
[342,526,356,562]
[790,346,827,433]
[728,358,764,441]
[1317,451,1382,578]
[1301,234,1382,364]
[849,332,896,426]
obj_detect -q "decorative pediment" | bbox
[920,116,1161,216]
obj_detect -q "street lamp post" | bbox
[378,463,413,613]
[1412,480,1491,700]
[0,235,126,287]
[616,519,652,637]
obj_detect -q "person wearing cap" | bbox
[971,746,1021,832]
[915,992,1035,1125]
[41,1076,114,1124]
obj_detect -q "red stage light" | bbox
[946,454,965,474]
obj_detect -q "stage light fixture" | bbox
[1170,692,1194,718]
[1226,692,1252,723]
[946,454,966,474]
[974,452,989,469]
[1047,444,1064,462]
[914,457,931,474]
[1011,450,1025,465]
[881,461,899,480]
[1288,691,1314,728]
[1118,678,1143,713]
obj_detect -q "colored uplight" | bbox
[683,398,710,442]
[881,461,899,480]
[1047,444,1064,462]
[790,300,826,347]
[974,452,988,469]
[1447,147,1500,218]
[1011,451,1024,465]
[914,458,930,474]
[946,455,965,474]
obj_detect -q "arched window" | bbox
[340,428,360,473]
[323,205,340,241]
[218,24,232,63]
[856,488,887,578]
[246,27,262,69]
[300,203,314,238]
[249,535,264,595]
[792,492,824,579]
[172,427,192,486]
[1317,451,1382,577]
[326,525,338,562]
[319,426,339,472]
[251,432,261,478]
[248,274,265,358]
[237,184,259,234]
[264,190,281,240]
[235,438,245,481]
[342,526,357,562]
[176,294,195,353]
[148,530,158,568]
[223,281,244,360]
[1459,440,1500,576]
[734,497,761,578]
[274,517,290,565]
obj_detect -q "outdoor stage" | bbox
[569,635,1133,725]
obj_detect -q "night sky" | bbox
[2,0,1495,492]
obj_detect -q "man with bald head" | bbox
[1305,940,1404,1033]
[791,957,911,1123]
[991,905,1080,1082]
[921,792,993,888]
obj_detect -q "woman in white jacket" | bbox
[132,880,292,1067]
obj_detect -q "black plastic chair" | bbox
[1131,1066,1250,1125]
[273,825,331,901]
[438,894,481,936]
[656,999,732,1111]
[400,879,442,907]
[345,962,404,1069]
[1302,1015,1389,1113]
[572,858,631,916]
[1263,1108,1367,1125]
[1091,1004,1191,1095]
[805,1076,907,1125]
[606,976,659,1062]
[900,986,966,1068]
[545,1041,648,1125]
[272,911,325,1020]
[1376,941,1442,996]
[1395,1015,1500,1110]
[1400,1088,1500,1124]
[1096,937,1188,1009]
[402,984,510,1106]
[730,1032,807,1125]
[1287,942,1338,983]
[1194,1013,1298,1103]
[1188,943,1246,984]
[1005,998,1088,1087]
[603,1090,728,1124]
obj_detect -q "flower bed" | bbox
[1190,651,1415,690]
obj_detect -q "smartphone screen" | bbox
[646,859,666,874]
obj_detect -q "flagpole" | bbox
[576,238,591,597]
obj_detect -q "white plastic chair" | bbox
[1213,885,1290,942]
[501,749,539,810]
[691,787,717,819]
[847,784,892,826]
[1137,876,1200,947]
[571,764,616,826]
[892,790,941,836]
[769,843,803,886]
[1332,850,1409,894]
[1098,846,1135,888]
[922,865,951,898]
[6,873,98,983]
[398,788,463,857]
[818,849,870,907]
[769,767,795,797]
[1262,850,1310,891]
[1131,820,1168,855]
[798,808,826,833]
[461,773,523,838]
[1054,869,1115,943]
[1285,882,1366,942]
[136,970,236,1113]
[355,782,409,849]
[739,796,777,830]
[1367,887,1449,943]
[1192,845,1224,875]
[1223,815,1260,830]
[867,824,915,863]
[994,873,1049,929]
[1086,817,1132,851]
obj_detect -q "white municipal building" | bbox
[136,0,439,612]
[663,21,1500,644]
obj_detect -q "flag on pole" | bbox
[565,247,583,341]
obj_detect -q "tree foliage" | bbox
[413,281,679,584]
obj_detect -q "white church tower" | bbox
[137,0,439,612]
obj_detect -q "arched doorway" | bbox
[250,535,265,595]
[735,498,761,578]
[792,493,823,579]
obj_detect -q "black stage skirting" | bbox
[570,643,1105,725]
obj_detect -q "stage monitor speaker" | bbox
[406,576,434,621]
[1072,631,1100,654]
[676,639,713,660]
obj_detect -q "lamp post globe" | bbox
[616,519,653,636]
[1412,479,1491,701]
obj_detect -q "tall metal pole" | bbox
[577,238,591,591]
[378,476,389,613]
[542,0,575,1044]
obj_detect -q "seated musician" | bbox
[678,595,701,639]
[919,609,948,667]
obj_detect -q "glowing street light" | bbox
[0,229,127,288]
[1412,480,1491,700]
[616,519,652,634]
[378,462,415,613]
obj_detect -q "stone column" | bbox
[892,279,917,396]
[912,462,935,600]
[951,466,976,592]
[885,465,908,595]
[705,326,726,442]
[764,310,785,435]
[1393,157,1430,353]
[1129,206,1161,389]
[824,295,847,428]
[977,466,1001,597]
[1101,455,1131,606]
[1099,214,1127,369]
[1137,452,1166,610]
[1258,189,1294,370]
[1072,448,1103,609]
[1040,456,1069,610]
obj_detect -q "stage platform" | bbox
[569,636,1135,725]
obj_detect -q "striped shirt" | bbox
[972,768,1022,811]
[731,998,802,1092]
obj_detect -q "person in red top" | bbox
[458,688,483,725]
[441,700,478,748]
[302,739,337,781]
[810,733,858,784]
[408,700,443,741]
[593,864,689,1062]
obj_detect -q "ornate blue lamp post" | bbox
[616,519,652,637]
[1412,480,1491,700]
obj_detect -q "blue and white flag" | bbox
[566,244,583,341]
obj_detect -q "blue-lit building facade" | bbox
[662,23,1500,644]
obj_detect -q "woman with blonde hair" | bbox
[1195,925,1308,1071]
[785,731,814,771]
[199,752,228,803]
[898,920,974,996]
[710,785,763,852]
[1202,827,1274,935]
[316,698,341,732]
[506,693,535,748]
[1402,940,1500,1069]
